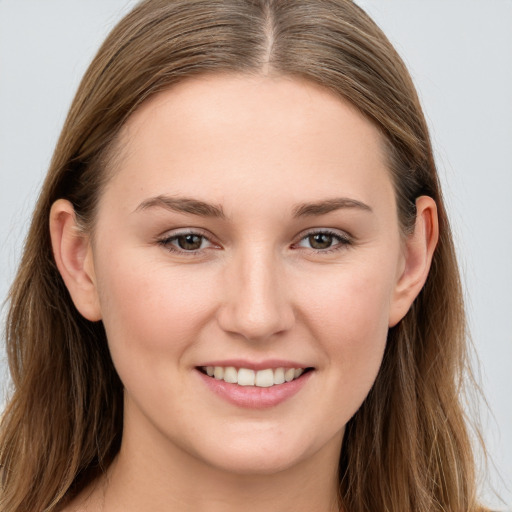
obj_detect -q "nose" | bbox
[216,247,295,342]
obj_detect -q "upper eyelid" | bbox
[158,227,350,240]
[157,227,215,241]
[301,227,349,237]
[295,227,352,242]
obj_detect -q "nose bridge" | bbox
[217,243,294,341]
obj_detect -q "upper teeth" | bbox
[203,366,305,387]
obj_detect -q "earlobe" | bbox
[49,199,102,321]
[388,196,439,327]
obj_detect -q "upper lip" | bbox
[196,359,313,371]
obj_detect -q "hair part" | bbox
[1,1,487,511]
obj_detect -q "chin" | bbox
[203,446,307,476]
[183,424,336,477]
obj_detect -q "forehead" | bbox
[102,74,394,217]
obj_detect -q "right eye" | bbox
[157,231,216,255]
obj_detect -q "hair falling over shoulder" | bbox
[0,1,491,511]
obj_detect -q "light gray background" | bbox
[1,1,511,508]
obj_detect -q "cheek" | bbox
[93,248,217,377]
[299,258,395,412]
[304,258,394,345]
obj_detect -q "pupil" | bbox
[309,233,333,249]
[178,234,202,250]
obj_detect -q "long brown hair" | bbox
[0,1,487,510]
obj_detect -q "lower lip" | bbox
[196,369,313,409]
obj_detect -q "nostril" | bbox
[216,305,295,342]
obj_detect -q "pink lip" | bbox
[196,368,313,409]
[196,359,310,371]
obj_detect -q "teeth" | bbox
[238,368,255,386]
[223,366,238,383]
[284,368,295,382]
[273,367,285,385]
[202,366,308,387]
[255,369,274,387]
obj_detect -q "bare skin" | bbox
[52,74,438,512]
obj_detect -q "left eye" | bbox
[296,231,349,251]
[174,234,207,250]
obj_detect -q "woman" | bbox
[0,1,490,511]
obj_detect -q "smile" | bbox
[200,366,310,387]
[196,364,314,409]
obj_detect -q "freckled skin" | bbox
[79,74,412,510]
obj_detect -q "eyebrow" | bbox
[135,195,226,218]
[134,195,372,219]
[292,197,373,217]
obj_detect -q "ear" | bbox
[49,199,102,321]
[389,196,439,327]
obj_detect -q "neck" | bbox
[89,412,342,512]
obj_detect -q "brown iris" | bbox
[308,233,334,250]
[176,234,203,250]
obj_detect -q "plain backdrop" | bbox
[1,1,511,508]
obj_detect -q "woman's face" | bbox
[87,74,409,474]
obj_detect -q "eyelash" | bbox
[293,229,352,254]
[157,228,352,257]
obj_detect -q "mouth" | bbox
[197,365,314,388]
